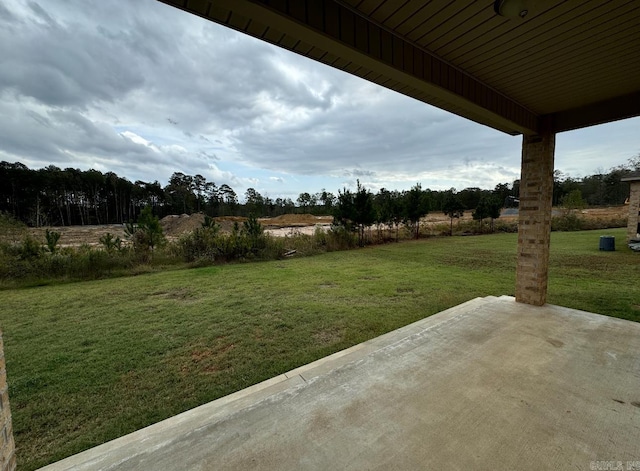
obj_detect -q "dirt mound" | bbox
[160,214,252,239]
[213,216,248,233]
[160,214,206,238]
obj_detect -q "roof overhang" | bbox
[621,172,640,183]
[157,0,640,136]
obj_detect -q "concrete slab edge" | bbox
[40,296,501,470]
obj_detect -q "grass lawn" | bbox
[1,228,638,470]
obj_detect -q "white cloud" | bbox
[0,0,637,199]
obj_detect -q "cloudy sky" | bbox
[1,1,638,201]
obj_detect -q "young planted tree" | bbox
[442,191,465,236]
[561,189,586,214]
[353,181,376,246]
[99,232,122,253]
[487,196,502,232]
[333,188,354,230]
[333,181,375,246]
[126,206,165,255]
[403,183,430,239]
[242,213,265,252]
[45,229,60,254]
[373,188,392,241]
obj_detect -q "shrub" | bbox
[20,235,42,260]
[45,229,61,254]
[552,213,583,231]
[136,206,165,252]
[0,212,27,244]
[100,232,122,253]
[325,225,357,252]
[178,227,220,263]
[125,207,165,255]
[242,214,266,254]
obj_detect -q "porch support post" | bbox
[0,330,16,471]
[623,178,640,242]
[516,122,556,306]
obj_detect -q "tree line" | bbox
[1,156,637,227]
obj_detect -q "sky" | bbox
[1,0,638,202]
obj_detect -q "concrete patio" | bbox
[42,296,640,470]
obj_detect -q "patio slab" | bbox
[41,296,640,470]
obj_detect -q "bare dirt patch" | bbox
[24,206,628,247]
[28,224,127,248]
[150,288,196,302]
[180,340,236,375]
[312,327,344,345]
[261,213,333,227]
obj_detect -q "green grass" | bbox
[1,228,638,470]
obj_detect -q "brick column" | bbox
[516,128,555,306]
[0,331,16,471]
[626,181,640,242]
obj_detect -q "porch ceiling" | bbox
[157,0,640,136]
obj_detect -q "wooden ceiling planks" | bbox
[158,0,640,134]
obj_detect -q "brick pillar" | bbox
[0,331,16,471]
[516,128,555,306]
[627,181,640,242]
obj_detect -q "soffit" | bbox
[158,0,640,135]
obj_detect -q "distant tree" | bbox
[334,180,375,246]
[487,196,502,232]
[492,183,511,207]
[204,181,219,215]
[561,189,586,214]
[193,174,208,212]
[218,184,238,215]
[297,192,313,213]
[403,183,430,239]
[458,187,486,210]
[373,188,392,239]
[442,191,465,236]
[552,170,566,206]
[333,188,354,229]
[245,188,264,216]
[512,179,520,200]
[316,189,336,214]
[166,172,195,214]
[472,197,488,230]
[581,173,606,206]
[263,196,275,217]
[353,180,376,246]
[283,198,296,214]
[473,195,502,232]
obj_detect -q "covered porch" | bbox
[2,2,640,470]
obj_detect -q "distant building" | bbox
[504,196,519,208]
